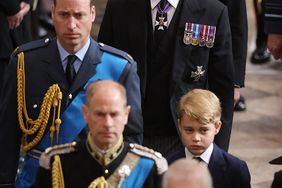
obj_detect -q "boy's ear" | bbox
[177,118,181,128]
[214,121,222,135]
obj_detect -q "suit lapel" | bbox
[70,39,101,93]
[208,145,227,188]
[42,40,68,92]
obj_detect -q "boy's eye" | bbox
[184,128,193,133]
[200,128,209,134]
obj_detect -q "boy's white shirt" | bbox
[185,143,214,164]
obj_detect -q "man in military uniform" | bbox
[98,0,234,154]
[35,80,167,188]
[0,0,143,187]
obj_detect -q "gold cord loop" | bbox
[17,52,62,152]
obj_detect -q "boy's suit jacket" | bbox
[166,144,251,188]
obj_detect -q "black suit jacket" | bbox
[166,144,251,188]
[0,38,143,186]
[98,0,234,151]
[219,0,248,87]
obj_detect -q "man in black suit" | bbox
[98,0,234,154]
[0,0,33,94]
[219,0,248,112]
[0,0,142,187]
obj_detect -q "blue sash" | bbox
[121,158,154,188]
[16,52,128,188]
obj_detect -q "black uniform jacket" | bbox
[35,142,161,188]
[98,0,234,151]
[0,37,143,186]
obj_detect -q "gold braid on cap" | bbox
[17,52,63,152]
[88,176,108,188]
[52,155,65,188]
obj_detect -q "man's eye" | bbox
[75,13,83,19]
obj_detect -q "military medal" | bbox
[183,22,193,45]
[191,24,200,46]
[199,25,207,47]
[155,1,171,30]
[206,26,216,48]
[191,66,205,82]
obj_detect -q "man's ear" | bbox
[81,104,88,121]
[214,121,222,135]
[124,105,131,125]
[91,5,96,22]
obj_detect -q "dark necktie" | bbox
[193,156,202,162]
[66,55,77,86]
[154,0,171,45]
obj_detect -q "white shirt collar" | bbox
[185,143,214,164]
[150,0,179,10]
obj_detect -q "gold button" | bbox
[44,38,49,43]
[33,104,38,109]
[68,94,72,99]
[105,169,109,174]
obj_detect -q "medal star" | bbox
[155,16,168,30]
[191,66,205,82]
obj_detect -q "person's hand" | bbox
[234,88,240,106]
[7,2,30,30]
[267,34,282,60]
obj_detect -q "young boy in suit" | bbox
[166,89,251,188]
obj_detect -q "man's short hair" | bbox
[84,80,127,107]
[178,89,221,125]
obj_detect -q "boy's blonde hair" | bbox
[178,89,221,125]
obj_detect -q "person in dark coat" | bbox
[166,89,251,188]
[269,156,282,188]
[264,0,282,60]
[0,0,33,94]
[98,0,234,155]
[35,81,167,188]
[219,0,248,112]
[0,0,143,187]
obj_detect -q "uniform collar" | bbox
[185,143,214,164]
[57,38,90,62]
[86,133,124,166]
[150,0,179,10]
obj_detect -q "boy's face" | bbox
[178,115,221,156]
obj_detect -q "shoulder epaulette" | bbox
[98,42,134,63]
[129,143,168,174]
[39,142,77,170]
[12,37,52,57]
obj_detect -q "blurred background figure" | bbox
[0,0,33,94]
[264,0,282,60]
[31,0,55,39]
[250,0,271,64]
